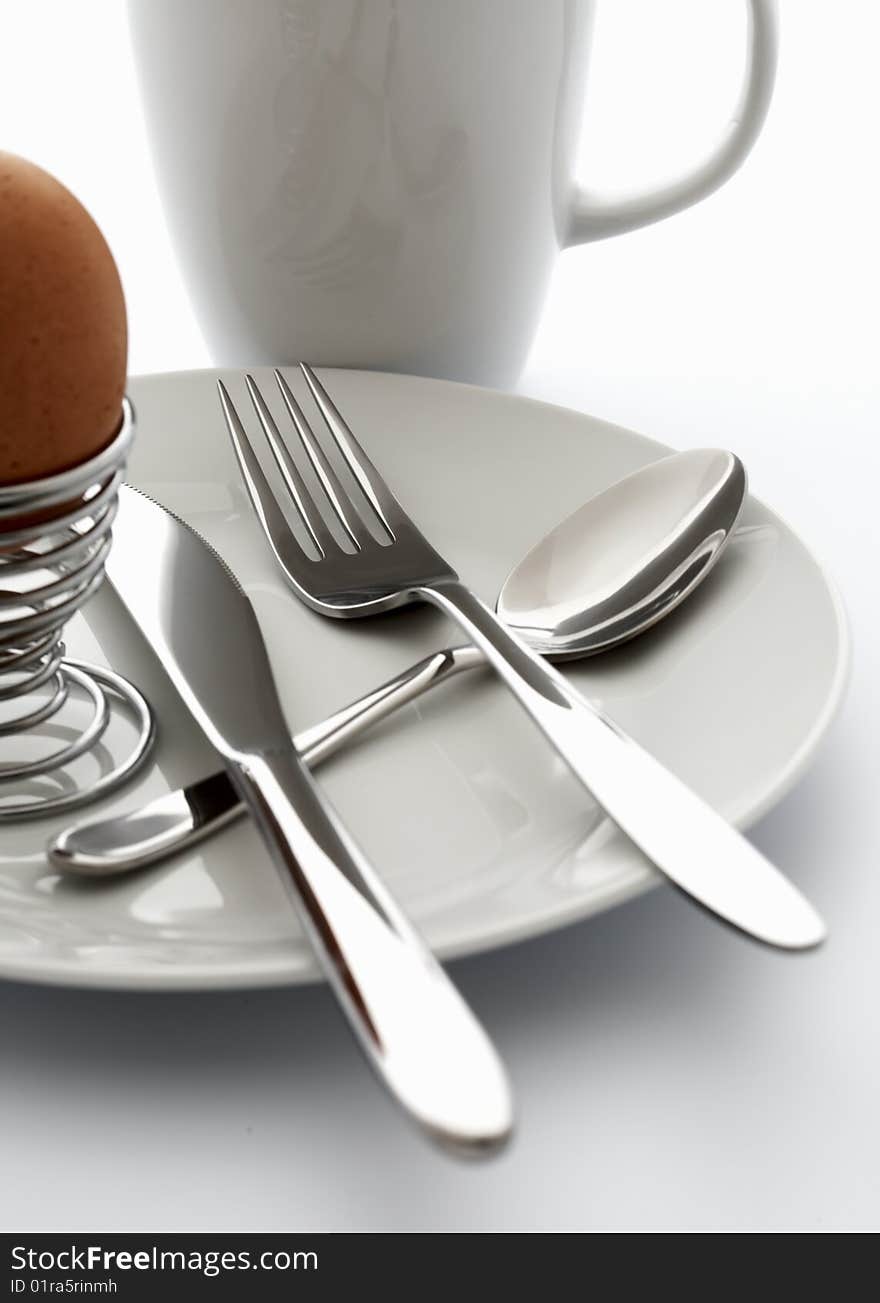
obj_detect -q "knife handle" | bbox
[230,746,513,1155]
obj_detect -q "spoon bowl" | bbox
[498,449,745,657]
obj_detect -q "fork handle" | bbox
[232,746,512,1154]
[419,579,826,952]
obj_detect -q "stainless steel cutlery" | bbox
[42,367,829,1154]
[105,485,513,1155]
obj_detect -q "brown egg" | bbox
[0,153,127,486]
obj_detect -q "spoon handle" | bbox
[49,644,482,875]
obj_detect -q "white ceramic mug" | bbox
[128,0,778,386]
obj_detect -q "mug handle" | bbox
[566,0,779,244]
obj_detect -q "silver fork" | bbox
[217,366,825,950]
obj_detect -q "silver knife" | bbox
[105,485,513,1155]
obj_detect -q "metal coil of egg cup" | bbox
[0,398,155,821]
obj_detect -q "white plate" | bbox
[0,369,849,990]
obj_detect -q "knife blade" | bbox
[105,485,513,1154]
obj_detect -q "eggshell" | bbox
[0,153,127,486]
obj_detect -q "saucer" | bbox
[0,368,849,989]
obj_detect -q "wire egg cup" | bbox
[0,399,155,821]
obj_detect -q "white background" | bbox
[1,0,878,1231]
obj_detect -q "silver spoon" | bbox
[51,449,746,878]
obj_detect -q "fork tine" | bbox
[273,369,362,551]
[299,362,400,542]
[242,376,337,557]
[217,379,330,560]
